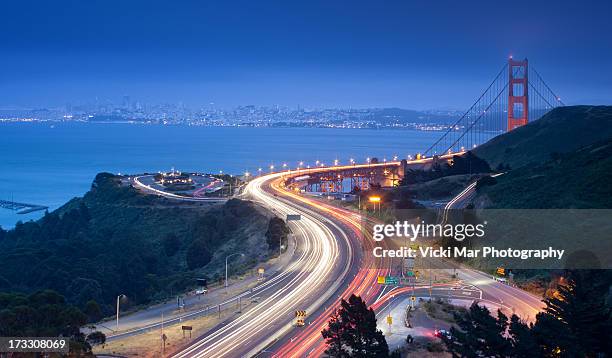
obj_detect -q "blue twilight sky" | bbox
[0,0,611,110]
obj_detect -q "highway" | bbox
[170,172,365,357]
[165,161,542,357]
[437,172,542,322]
[131,174,227,202]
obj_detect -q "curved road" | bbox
[170,172,367,357]
[169,163,542,357]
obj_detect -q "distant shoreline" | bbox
[0,119,489,133]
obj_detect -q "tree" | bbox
[445,270,612,358]
[0,290,93,354]
[84,300,103,323]
[266,217,290,253]
[507,314,540,357]
[321,294,389,357]
[86,331,106,346]
[532,270,612,357]
[444,302,511,357]
[531,312,572,357]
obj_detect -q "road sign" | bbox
[407,270,414,277]
[496,267,505,276]
[386,315,393,325]
[404,257,415,269]
[287,214,301,221]
[181,325,193,338]
[377,276,386,284]
[258,267,265,274]
[385,276,399,285]
[295,310,307,326]
[196,278,208,288]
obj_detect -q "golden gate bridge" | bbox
[423,56,564,157]
[291,57,564,193]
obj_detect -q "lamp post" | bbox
[225,253,245,290]
[116,294,126,331]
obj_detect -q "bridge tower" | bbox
[507,57,529,131]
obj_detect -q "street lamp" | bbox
[258,168,262,176]
[225,253,245,289]
[116,294,127,331]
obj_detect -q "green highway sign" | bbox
[385,276,399,285]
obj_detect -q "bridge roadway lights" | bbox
[301,163,403,193]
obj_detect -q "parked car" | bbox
[434,329,452,340]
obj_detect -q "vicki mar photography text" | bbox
[371,221,565,260]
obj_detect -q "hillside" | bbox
[473,105,612,169]
[0,173,273,315]
[475,138,612,208]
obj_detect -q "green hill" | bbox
[473,105,612,169]
[0,173,271,314]
[476,138,612,208]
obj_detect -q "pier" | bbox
[0,200,48,214]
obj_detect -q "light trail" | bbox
[132,175,226,202]
[171,173,355,358]
[170,153,539,358]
